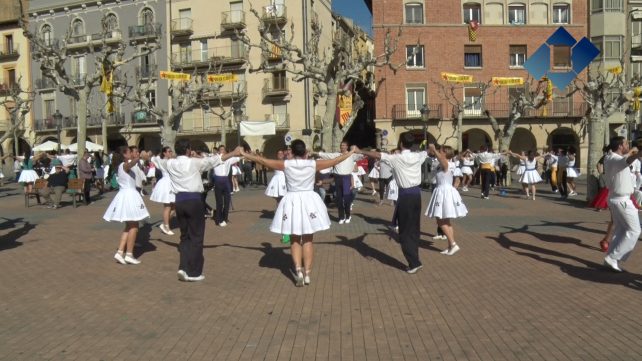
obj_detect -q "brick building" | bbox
[368,0,590,167]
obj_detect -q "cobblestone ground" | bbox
[0,177,640,360]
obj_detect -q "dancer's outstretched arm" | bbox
[316,146,357,170]
[242,149,285,171]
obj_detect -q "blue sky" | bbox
[332,0,373,36]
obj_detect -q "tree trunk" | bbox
[162,116,177,151]
[498,134,512,186]
[321,83,338,152]
[586,114,605,202]
[456,112,463,152]
[101,114,108,154]
[76,89,88,163]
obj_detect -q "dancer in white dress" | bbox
[452,151,463,189]
[17,152,46,194]
[508,150,543,200]
[425,145,468,255]
[566,148,580,196]
[516,154,526,176]
[151,146,176,235]
[241,139,356,287]
[264,149,288,201]
[460,150,475,192]
[103,146,150,265]
[368,159,380,196]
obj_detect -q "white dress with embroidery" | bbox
[516,159,526,176]
[425,162,468,219]
[518,159,542,184]
[265,169,287,197]
[103,163,150,222]
[150,157,175,204]
[452,159,463,178]
[368,161,380,179]
[270,159,331,235]
[566,158,580,178]
[387,178,398,201]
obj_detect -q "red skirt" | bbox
[590,188,609,210]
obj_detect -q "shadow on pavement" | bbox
[135,222,158,258]
[0,218,36,251]
[224,242,293,283]
[489,226,641,291]
[321,233,407,271]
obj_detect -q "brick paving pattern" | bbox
[0,179,640,360]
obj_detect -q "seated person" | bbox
[40,159,69,209]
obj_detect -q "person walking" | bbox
[602,136,642,272]
[77,151,94,205]
[241,139,356,286]
[149,140,241,282]
[357,134,428,274]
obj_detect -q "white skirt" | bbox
[352,173,363,190]
[265,173,287,197]
[103,188,150,222]
[425,185,468,219]
[95,167,105,179]
[18,169,38,183]
[368,167,380,179]
[150,177,175,204]
[357,166,366,176]
[516,165,526,176]
[270,190,330,235]
[146,167,156,178]
[519,170,542,184]
[453,167,463,177]
[232,165,241,176]
[566,167,580,178]
[461,166,473,176]
[387,179,398,201]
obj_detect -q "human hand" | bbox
[350,145,359,153]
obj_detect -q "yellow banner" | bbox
[207,73,237,83]
[491,77,524,86]
[160,71,191,81]
[338,94,352,126]
[441,72,473,83]
[607,66,623,75]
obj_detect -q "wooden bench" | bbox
[24,178,48,207]
[66,178,85,208]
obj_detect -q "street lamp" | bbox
[53,109,63,153]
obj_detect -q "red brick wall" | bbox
[372,0,589,119]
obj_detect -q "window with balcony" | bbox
[272,71,286,90]
[463,3,482,24]
[552,45,571,68]
[464,87,483,115]
[140,7,154,25]
[44,99,55,119]
[72,18,84,36]
[508,4,526,24]
[406,87,425,117]
[41,24,52,46]
[7,69,15,87]
[464,45,482,67]
[71,56,86,81]
[179,43,192,64]
[406,45,424,68]
[590,36,623,61]
[4,34,13,54]
[509,45,527,67]
[553,4,570,24]
[200,40,208,62]
[405,3,424,24]
[591,0,623,13]
[147,90,156,107]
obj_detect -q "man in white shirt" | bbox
[475,146,501,199]
[603,136,642,272]
[356,133,428,274]
[556,148,569,199]
[150,140,241,281]
[57,149,77,167]
[317,141,364,224]
[212,145,240,227]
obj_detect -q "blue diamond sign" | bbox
[523,27,600,90]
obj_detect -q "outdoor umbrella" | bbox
[68,141,104,152]
[32,140,68,152]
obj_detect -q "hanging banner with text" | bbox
[160,71,191,81]
[207,73,237,83]
[491,77,525,86]
[441,72,473,83]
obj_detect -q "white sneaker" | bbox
[114,252,126,265]
[440,248,450,255]
[304,272,311,285]
[124,254,141,265]
[604,255,622,272]
[447,244,460,256]
[462,187,468,192]
[432,235,446,240]
[177,270,188,281]
[292,269,304,287]
[219,221,227,227]
[339,219,345,225]
[159,224,174,235]
[345,217,352,224]
[186,274,205,282]
[406,265,423,274]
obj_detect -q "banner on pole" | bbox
[441,72,473,83]
[160,71,191,81]
[491,77,525,86]
[207,73,237,83]
[338,94,352,126]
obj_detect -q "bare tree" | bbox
[20,0,158,161]
[0,80,34,156]
[240,10,403,151]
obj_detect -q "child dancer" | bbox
[425,144,468,255]
[508,150,543,200]
[460,150,474,192]
[150,146,176,235]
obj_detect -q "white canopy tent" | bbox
[32,140,68,152]
[68,141,104,152]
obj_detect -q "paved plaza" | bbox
[0,178,640,360]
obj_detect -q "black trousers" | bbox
[481,168,493,197]
[335,174,353,220]
[378,177,391,200]
[83,178,92,204]
[175,198,206,277]
[397,191,421,269]
[558,168,568,197]
[214,177,231,224]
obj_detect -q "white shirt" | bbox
[213,157,240,177]
[475,151,500,165]
[157,154,224,193]
[128,160,146,188]
[379,160,392,178]
[57,154,77,167]
[605,152,635,198]
[318,152,363,175]
[381,150,428,189]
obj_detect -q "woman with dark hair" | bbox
[566,147,579,196]
[93,151,105,195]
[17,151,42,194]
[150,146,176,235]
[508,150,544,200]
[103,146,150,265]
[241,139,356,287]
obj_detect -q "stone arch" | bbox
[138,134,161,152]
[397,130,437,150]
[462,128,492,151]
[547,127,580,164]
[263,134,286,157]
[107,134,127,153]
[508,128,537,167]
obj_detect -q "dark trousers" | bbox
[481,168,493,197]
[83,178,92,204]
[558,168,568,197]
[335,174,353,220]
[379,177,391,200]
[175,198,206,277]
[397,191,421,269]
[214,177,231,224]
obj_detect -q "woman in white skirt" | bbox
[508,150,543,200]
[452,151,464,189]
[17,152,45,194]
[231,162,241,192]
[241,139,356,287]
[368,159,380,196]
[151,146,176,235]
[566,147,580,196]
[103,146,150,265]
[425,145,468,255]
[460,150,475,192]
[264,149,288,202]
[516,153,526,177]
